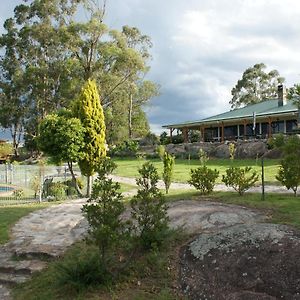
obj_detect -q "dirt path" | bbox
[110,174,294,194]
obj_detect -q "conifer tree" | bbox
[74,79,107,196]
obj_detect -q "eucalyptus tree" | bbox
[230,63,284,109]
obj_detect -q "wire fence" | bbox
[0,164,84,206]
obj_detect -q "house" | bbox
[163,85,299,143]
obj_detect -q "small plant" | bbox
[198,148,209,166]
[13,189,24,199]
[82,158,129,276]
[48,182,67,201]
[162,151,175,194]
[276,157,300,196]
[131,162,169,250]
[229,143,235,161]
[222,166,259,196]
[275,135,300,196]
[56,244,108,292]
[188,166,219,195]
[30,174,41,199]
[156,145,166,160]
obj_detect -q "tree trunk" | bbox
[128,93,133,139]
[67,161,83,197]
[87,175,92,197]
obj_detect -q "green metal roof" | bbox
[163,99,298,129]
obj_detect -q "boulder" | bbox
[215,144,230,159]
[236,141,267,159]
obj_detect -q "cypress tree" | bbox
[75,79,106,196]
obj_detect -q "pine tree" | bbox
[74,79,107,196]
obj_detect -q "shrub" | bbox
[188,166,219,195]
[30,175,41,199]
[48,182,67,201]
[222,166,259,196]
[229,143,236,161]
[162,152,175,194]
[109,140,139,157]
[56,244,109,291]
[275,136,300,196]
[156,145,166,160]
[268,133,285,149]
[276,159,300,196]
[131,162,169,250]
[13,189,24,199]
[198,148,209,166]
[82,158,129,274]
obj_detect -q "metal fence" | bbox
[0,164,83,206]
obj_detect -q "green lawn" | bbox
[211,192,300,229]
[0,203,54,244]
[113,157,280,184]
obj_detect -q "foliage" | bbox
[74,80,106,176]
[229,143,236,161]
[156,145,166,160]
[275,135,300,196]
[188,166,219,195]
[131,162,169,250]
[82,158,129,275]
[109,140,139,157]
[38,113,85,165]
[30,175,41,199]
[0,0,157,151]
[48,182,67,201]
[268,133,285,149]
[198,148,209,166]
[139,132,160,146]
[162,152,175,194]
[222,166,259,195]
[0,143,13,159]
[160,131,170,145]
[13,189,24,199]
[230,63,284,109]
[56,245,109,291]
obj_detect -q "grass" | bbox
[113,157,280,184]
[211,191,300,229]
[0,202,56,244]
[13,233,185,300]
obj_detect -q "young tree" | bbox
[230,63,284,109]
[74,80,106,196]
[276,135,300,196]
[162,152,175,194]
[82,159,128,275]
[37,111,85,195]
[131,162,169,250]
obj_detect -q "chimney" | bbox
[278,84,287,106]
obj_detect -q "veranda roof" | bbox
[163,99,298,129]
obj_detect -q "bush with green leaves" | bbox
[222,166,258,196]
[188,166,219,195]
[13,189,24,199]
[48,182,67,201]
[56,244,108,292]
[276,135,300,196]
[198,148,209,166]
[162,151,175,194]
[156,144,166,160]
[82,159,129,276]
[131,162,169,250]
[109,140,139,157]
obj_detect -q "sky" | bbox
[2,0,300,135]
